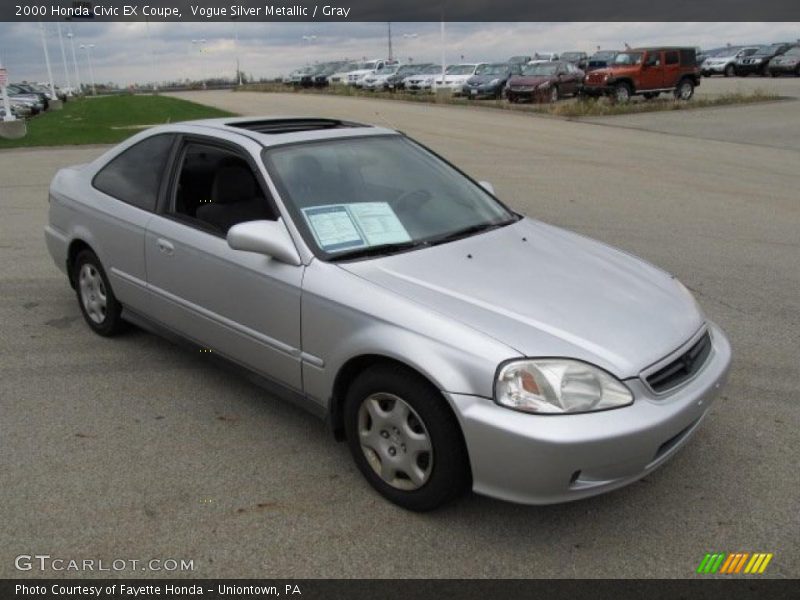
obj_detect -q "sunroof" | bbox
[228,118,368,134]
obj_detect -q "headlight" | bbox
[489,78,500,86]
[495,359,633,414]
[537,81,551,89]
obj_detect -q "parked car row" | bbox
[700,43,800,77]
[3,81,69,119]
[283,47,710,103]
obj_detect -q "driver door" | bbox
[641,50,664,90]
[144,136,304,391]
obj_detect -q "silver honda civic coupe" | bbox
[45,117,731,511]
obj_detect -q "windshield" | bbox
[263,136,515,259]
[396,64,422,75]
[784,46,800,56]
[561,52,583,61]
[613,52,644,65]
[475,64,510,75]
[379,67,399,76]
[421,65,442,74]
[521,63,557,76]
[446,64,476,75]
[591,51,617,61]
[359,61,379,70]
[754,45,782,56]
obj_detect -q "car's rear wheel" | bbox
[343,364,470,511]
[674,79,695,101]
[724,64,735,77]
[614,82,632,103]
[74,250,126,336]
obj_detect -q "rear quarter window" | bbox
[92,134,176,212]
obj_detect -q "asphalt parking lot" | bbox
[2,79,798,578]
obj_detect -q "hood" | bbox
[438,74,472,83]
[467,74,506,85]
[406,74,436,82]
[339,219,704,378]
[508,75,553,87]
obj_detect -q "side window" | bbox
[646,52,662,67]
[665,51,679,65]
[93,134,175,211]
[171,143,276,235]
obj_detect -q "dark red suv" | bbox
[581,47,701,102]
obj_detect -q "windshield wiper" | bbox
[328,240,428,262]
[428,216,519,247]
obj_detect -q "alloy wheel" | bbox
[79,263,107,324]
[677,81,694,100]
[357,392,433,490]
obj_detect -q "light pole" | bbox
[145,19,158,92]
[80,43,96,96]
[66,28,81,94]
[39,23,57,102]
[56,23,71,94]
[191,39,207,87]
[301,35,316,65]
[232,17,243,85]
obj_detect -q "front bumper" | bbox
[447,321,732,505]
[462,84,502,98]
[768,63,799,74]
[579,84,613,96]
[735,62,766,75]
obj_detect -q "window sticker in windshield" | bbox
[302,202,411,252]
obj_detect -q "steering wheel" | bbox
[390,189,432,216]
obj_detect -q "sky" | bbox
[1,21,799,87]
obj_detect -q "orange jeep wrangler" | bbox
[581,47,700,102]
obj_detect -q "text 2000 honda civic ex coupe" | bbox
[45,117,731,511]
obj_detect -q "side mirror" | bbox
[479,180,495,195]
[227,219,301,266]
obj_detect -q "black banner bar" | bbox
[2,579,798,600]
[4,0,800,22]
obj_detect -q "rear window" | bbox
[93,134,175,212]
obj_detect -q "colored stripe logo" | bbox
[696,552,773,574]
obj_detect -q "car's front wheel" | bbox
[73,249,126,336]
[674,79,695,101]
[344,364,470,511]
[614,82,632,103]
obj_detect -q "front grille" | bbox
[646,332,712,394]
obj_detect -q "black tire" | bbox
[724,64,735,77]
[674,78,695,101]
[343,364,471,512]
[73,249,126,337]
[613,81,632,103]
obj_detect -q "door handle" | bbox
[156,238,174,255]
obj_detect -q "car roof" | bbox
[630,46,696,52]
[149,116,398,148]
